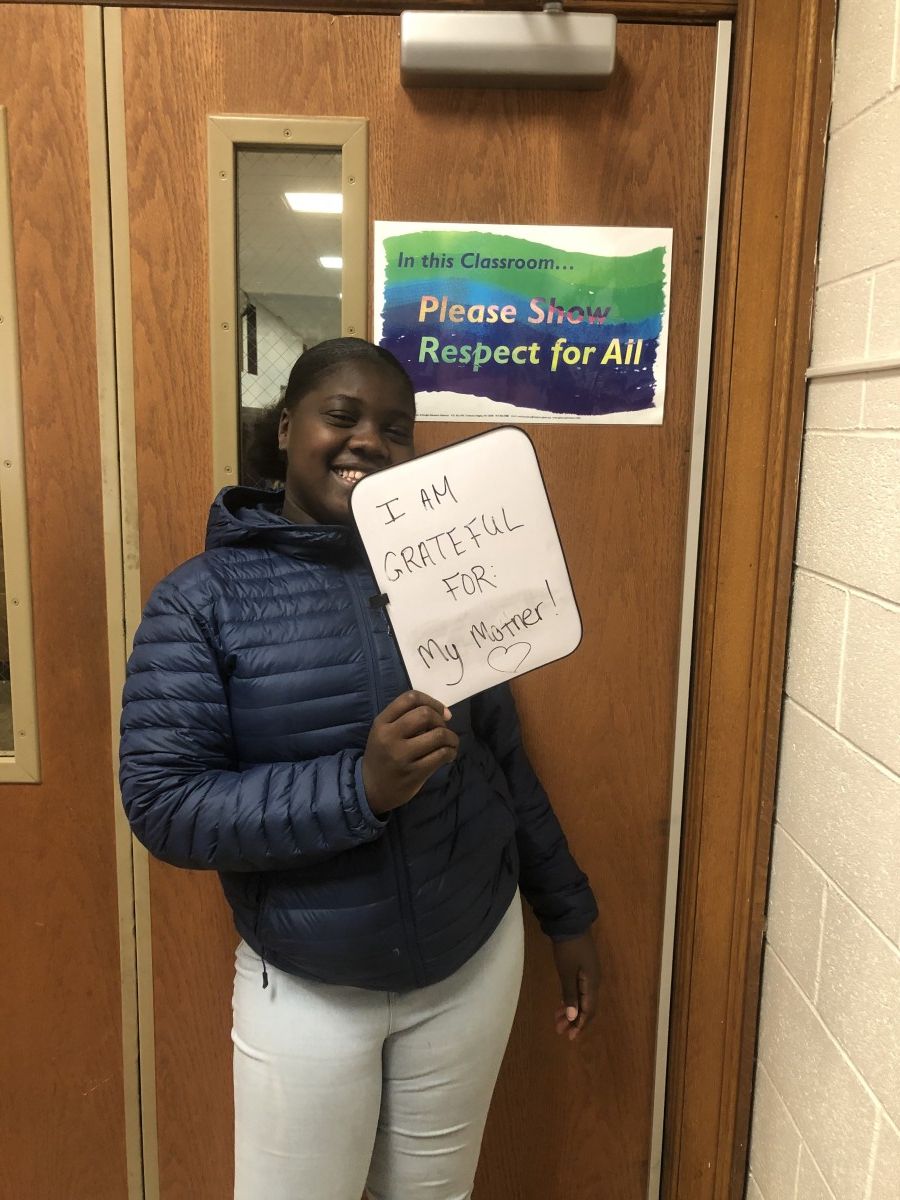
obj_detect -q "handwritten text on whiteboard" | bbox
[351,428,582,705]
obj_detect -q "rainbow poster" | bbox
[373,221,672,425]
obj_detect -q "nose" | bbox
[347,420,391,463]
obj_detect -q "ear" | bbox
[277,408,291,451]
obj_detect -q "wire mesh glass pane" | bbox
[236,147,343,485]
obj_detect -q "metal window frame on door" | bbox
[207,115,368,490]
[0,107,40,784]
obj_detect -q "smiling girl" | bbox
[120,337,599,1200]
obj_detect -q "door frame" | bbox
[70,0,835,1195]
[662,1,835,1195]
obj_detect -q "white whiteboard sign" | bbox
[351,428,582,705]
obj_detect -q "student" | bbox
[120,337,599,1200]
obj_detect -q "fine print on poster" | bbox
[374,220,673,425]
[351,428,582,707]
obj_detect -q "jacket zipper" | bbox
[253,878,270,989]
[346,568,426,987]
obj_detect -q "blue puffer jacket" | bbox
[120,487,597,990]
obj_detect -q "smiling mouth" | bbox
[332,466,372,486]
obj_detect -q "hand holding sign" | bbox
[362,690,459,815]
[351,427,582,705]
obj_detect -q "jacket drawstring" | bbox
[260,950,269,990]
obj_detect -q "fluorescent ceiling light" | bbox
[319,256,343,270]
[284,192,343,214]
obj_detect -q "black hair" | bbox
[243,337,415,485]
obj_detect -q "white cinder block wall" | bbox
[745,2,900,1199]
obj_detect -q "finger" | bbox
[411,744,459,776]
[381,690,451,724]
[570,1005,592,1038]
[568,1004,595,1038]
[405,727,459,762]
[559,972,579,1024]
[555,1005,588,1039]
[578,969,598,1024]
[393,705,447,740]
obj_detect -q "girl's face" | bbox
[278,361,415,526]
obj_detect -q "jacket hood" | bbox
[205,487,357,559]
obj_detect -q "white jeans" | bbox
[232,893,524,1200]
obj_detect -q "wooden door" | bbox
[0,6,134,1196]
[114,9,719,1197]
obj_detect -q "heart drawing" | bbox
[487,642,532,674]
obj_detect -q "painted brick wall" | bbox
[746,2,900,1199]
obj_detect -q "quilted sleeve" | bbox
[119,576,386,872]
[471,682,598,940]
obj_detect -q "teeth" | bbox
[334,468,365,483]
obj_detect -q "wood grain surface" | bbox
[0,5,128,1197]
[120,9,716,1197]
[38,0,738,24]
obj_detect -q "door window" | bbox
[207,116,367,490]
[237,148,344,483]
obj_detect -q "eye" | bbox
[386,424,414,444]
[325,410,356,426]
